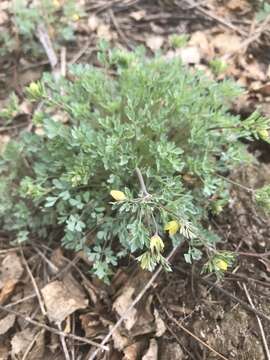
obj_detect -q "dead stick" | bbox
[22,330,44,360]
[0,304,108,351]
[20,247,47,317]
[135,167,150,197]
[58,323,71,360]
[109,9,132,50]
[242,283,270,360]
[37,23,58,69]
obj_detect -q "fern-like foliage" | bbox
[1,45,269,281]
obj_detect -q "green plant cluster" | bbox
[0,0,82,57]
[256,1,270,22]
[1,45,269,282]
[255,184,270,214]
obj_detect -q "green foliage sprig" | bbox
[1,45,269,281]
[0,0,83,57]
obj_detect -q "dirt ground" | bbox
[0,1,270,359]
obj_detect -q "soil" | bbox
[0,1,270,359]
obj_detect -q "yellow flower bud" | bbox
[150,234,164,253]
[258,129,269,141]
[110,190,126,201]
[29,82,40,94]
[215,259,228,271]
[164,220,179,236]
[53,0,60,8]
[72,14,80,21]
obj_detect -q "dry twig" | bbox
[0,304,108,350]
[61,47,67,78]
[37,24,58,69]
[20,248,47,317]
[242,283,270,360]
[58,323,71,360]
[109,8,132,49]
[21,330,44,360]
[135,167,150,197]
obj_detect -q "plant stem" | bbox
[135,167,150,197]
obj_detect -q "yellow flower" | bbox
[110,190,126,201]
[215,259,228,271]
[150,234,164,253]
[72,14,80,21]
[258,129,269,141]
[164,220,179,236]
[29,82,39,93]
[53,0,60,8]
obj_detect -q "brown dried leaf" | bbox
[154,309,166,337]
[254,83,270,96]
[179,46,201,64]
[189,31,214,60]
[211,33,241,55]
[0,345,9,360]
[165,46,201,64]
[130,10,146,21]
[142,339,158,360]
[50,248,65,269]
[18,68,43,88]
[110,326,129,351]
[26,330,45,360]
[0,253,23,304]
[80,312,105,338]
[11,328,37,357]
[146,36,164,51]
[0,314,16,335]
[41,280,88,323]
[227,0,249,11]
[0,11,8,25]
[123,341,146,360]
[0,253,23,286]
[0,135,10,155]
[247,65,265,82]
[160,342,184,360]
[0,2,10,11]
[97,24,113,41]
[113,270,155,336]
[0,279,17,305]
[113,286,137,331]
[88,15,99,32]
